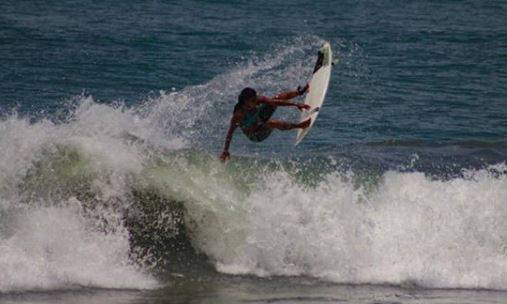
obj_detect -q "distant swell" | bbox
[366,138,507,149]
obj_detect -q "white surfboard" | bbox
[295,42,333,145]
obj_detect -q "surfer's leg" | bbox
[266,119,310,130]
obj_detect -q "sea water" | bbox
[0,1,506,303]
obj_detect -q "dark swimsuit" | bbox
[240,102,276,142]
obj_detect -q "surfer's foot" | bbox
[297,118,311,129]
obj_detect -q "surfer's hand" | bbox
[297,104,311,111]
[297,83,309,96]
[219,151,230,162]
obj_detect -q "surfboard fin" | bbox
[332,59,339,66]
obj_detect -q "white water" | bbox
[0,205,156,292]
[0,103,158,292]
[192,166,507,290]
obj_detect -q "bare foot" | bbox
[298,118,311,129]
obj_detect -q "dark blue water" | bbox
[2,1,506,146]
[1,1,506,300]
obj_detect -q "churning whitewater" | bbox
[0,38,506,293]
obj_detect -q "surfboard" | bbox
[295,42,333,145]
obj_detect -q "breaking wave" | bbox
[0,37,505,292]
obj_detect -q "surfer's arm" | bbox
[220,114,240,161]
[273,90,299,100]
[260,97,310,110]
[272,84,309,100]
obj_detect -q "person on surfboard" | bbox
[219,85,311,161]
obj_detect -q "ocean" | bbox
[0,1,506,303]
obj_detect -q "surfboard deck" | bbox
[295,42,333,145]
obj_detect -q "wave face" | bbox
[0,37,506,292]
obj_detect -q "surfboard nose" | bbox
[295,43,333,146]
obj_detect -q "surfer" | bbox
[219,85,311,161]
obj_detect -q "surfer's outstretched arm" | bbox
[272,84,309,100]
[260,97,310,111]
[220,114,240,161]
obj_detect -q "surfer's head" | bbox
[236,87,257,111]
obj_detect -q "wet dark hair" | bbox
[234,87,257,112]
